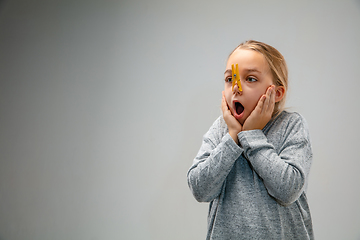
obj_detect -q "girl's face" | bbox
[224,48,274,125]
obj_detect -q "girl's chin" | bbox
[237,118,245,125]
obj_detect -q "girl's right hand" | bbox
[221,91,242,144]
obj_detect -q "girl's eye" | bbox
[225,77,233,83]
[247,77,257,82]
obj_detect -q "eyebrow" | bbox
[224,68,261,75]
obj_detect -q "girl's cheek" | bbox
[225,97,230,107]
[226,97,232,110]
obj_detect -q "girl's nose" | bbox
[232,81,242,94]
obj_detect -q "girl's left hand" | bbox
[243,85,276,131]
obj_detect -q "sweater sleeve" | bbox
[187,118,243,203]
[238,114,312,206]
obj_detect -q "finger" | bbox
[221,93,230,114]
[256,94,266,114]
[262,87,272,113]
[268,86,276,111]
[267,85,276,112]
[221,95,226,113]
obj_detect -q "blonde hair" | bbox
[228,40,288,116]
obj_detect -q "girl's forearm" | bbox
[239,130,311,206]
[187,133,243,202]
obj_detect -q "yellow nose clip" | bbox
[231,64,242,92]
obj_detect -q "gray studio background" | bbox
[1,0,360,239]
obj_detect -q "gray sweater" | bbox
[187,111,314,240]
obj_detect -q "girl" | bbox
[187,40,314,239]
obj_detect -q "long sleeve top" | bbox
[187,111,314,240]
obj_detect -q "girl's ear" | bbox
[275,86,285,103]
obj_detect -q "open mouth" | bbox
[234,101,244,117]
